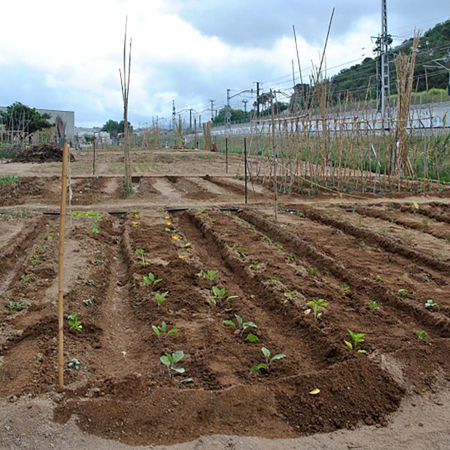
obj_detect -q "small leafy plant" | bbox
[209,286,237,306]
[344,330,367,354]
[90,218,101,234]
[414,330,428,342]
[398,288,408,299]
[339,282,350,297]
[152,321,179,340]
[307,266,317,278]
[286,253,295,262]
[236,246,248,259]
[7,299,24,312]
[93,258,103,265]
[68,312,82,331]
[160,351,185,375]
[36,244,48,254]
[135,248,149,267]
[284,290,299,304]
[68,358,80,370]
[197,270,218,286]
[83,298,94,306]
[84,279,96,286]
[155,291,169,308]
[21,272,35,284]
[29,255,42,266]
[143,272,162,290]
[250,260,261,270]
[424,299,440,311]
[307,298,328,321]
[250,347,285,374]
[223,314,257,340]
[368,301,380,313]
[260,236,270,243]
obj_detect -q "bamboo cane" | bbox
[58,142,69,388]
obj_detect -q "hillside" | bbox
[330,18,450,101]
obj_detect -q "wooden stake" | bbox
[244,137,248,204]
[58,142,69,388]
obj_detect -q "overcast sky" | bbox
[1,0,449,127]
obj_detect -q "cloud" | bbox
[0,0,448,127]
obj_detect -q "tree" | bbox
[0,102,52,134]
[101,119,132,137]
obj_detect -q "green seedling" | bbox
[359,242,367,250]
[368,301,380,313]
[398,288,408,299]
[84,279,96,286]
[236,246,248,259]
[29,255,41,266]
[435,251,443,261]
[68,312,82,331]
[21,273,34,283]
[47,233,54,241]
[7,299,24,312]
[422,219,429,225]
[250,347,285,375]
[307,267,318,278]
[284,290,299,304]
[260,236,270,243]
[339,282,350,297]
[209,286,237,306]
[250,260,261,270]
[93,258,103,265]
[414,330,428,342]
[307,298,328,321]
[197,270,218,286]
[273,242,283,251]
[50,222,59,230]
[143,272,162,289]
[90,218,101,234]
[155,291,169,308]
[223,314,257,340]
[83,298,94,306]
[152,321,179,340]
[68,358,80,370]
[135,248,149,267]
[425,299,440,311]
[379,228,388,237]
[375,274,382,282]
[267,275,280,286]
[344,330,367,354]
[36,244,47,254]
[286,253,295,262]
[160,351,185,375]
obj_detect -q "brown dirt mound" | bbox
[12,143,75,163]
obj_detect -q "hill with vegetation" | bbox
[330,18,450,102]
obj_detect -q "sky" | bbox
[0,0,449,128]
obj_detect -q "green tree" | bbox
[101,119,132,137]
[0,102,52,134]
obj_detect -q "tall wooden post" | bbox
[244,137,248,204]
[58,143,69,387]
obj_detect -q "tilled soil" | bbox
[0,201,449,446]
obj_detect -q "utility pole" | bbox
[189,109,193,133]
[242,99,248,121]
[380,0,392,121]
[172,100,176,132]
[209,100,215,122]
[255,82,261,119]
[226,89,231,130]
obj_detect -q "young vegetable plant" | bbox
[209,286,237,307]
[143,272,162,290]
[398,288,408,299]
[284,290,299,305]
[68,313,82,331]
[29,255,41,266]
[250,347,285,375]
[135,248,149,267]
[344,330,367,354]
[223,314,257,341]
[307,267,318,278]
[236,246,248,259]
[368,301,380,313]
[68,358,80,370]
[307,299,328,321]
[286,253,295,262]
[414,330,428,342]
[152,321,179,340]
[425,299,440,311]
[90,218,101,234]
[250,260,261,270]
[155,291,169,308]
[21,272,35,284]
[83,298,94,306]
[160,351,185,376]
[7,299,24,312]
[339,283,350,297]
[197,270,218,286]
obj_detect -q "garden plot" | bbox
[0,202,449,447]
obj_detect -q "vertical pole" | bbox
[271,89,278,221]
[256,82,260,119]
[92,138,96,176]
[244,137,248,204]
[225,136,229,174]
[58,142,69,388]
